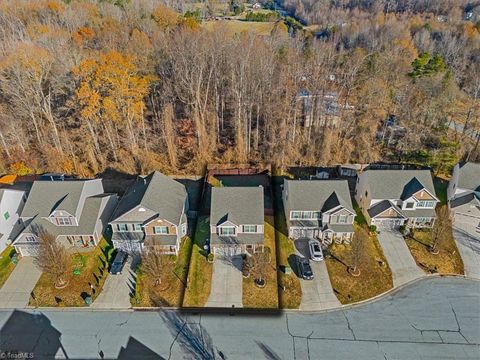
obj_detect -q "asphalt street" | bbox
[0,277,478,360]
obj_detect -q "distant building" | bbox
[297,90,354,128]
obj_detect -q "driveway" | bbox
[91,257,138,309]
[0,257,41,308]
[294,239,341,311]
[377,230,424,287]
[205,255,243,308]
[453,227,480,280]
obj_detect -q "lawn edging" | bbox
[282,273,470,314]
[21,274,475,312]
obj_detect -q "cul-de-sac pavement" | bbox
[0,277,479,359]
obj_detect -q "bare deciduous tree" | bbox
[141,249,174,287]
[252,251,270,286]
[429,206,451,254]
[349,228,368,277]
[34,231,70,288]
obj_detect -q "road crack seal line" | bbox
[167,317,187,360]
[343,311,356,341]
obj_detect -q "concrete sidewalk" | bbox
[453,228,480,280]
[377,230,424,287]
[205,255,243,308]
[0,257,41,308]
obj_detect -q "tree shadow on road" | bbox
[159,311,223,360]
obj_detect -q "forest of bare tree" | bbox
[0,0,478,177]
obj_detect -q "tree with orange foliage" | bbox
[72,51,156,161]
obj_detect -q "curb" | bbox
[5,274,477,313]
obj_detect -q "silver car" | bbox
[309,240,324,261]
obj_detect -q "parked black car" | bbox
[110,251,128,275]
[298,258,314,280]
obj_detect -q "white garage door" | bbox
[373,219,403,230]
[113,240,142,254]
[214,246,243,256]
[17,245,39,257]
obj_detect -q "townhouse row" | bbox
[0,162,477,258]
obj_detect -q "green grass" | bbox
[0,246,17,288]
[434,177,448,205]
[272,176,301,309]
[183,217,213,307]
[353,200,367,226]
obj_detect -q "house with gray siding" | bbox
[209,187,264,256]
[282,179,355,245]
[0,189,27,253]
[109,171,188,255]
[12,179,118,256]
[355,169,439,230]
[448,162,480,236]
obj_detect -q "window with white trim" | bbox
[416,200,435,208]
[219,226,236,236]
[55,217,73,226]
[117,223,128,232]
[182,223,187,235]
[132,223,142,232]
[290,211,321,220]
[405,202,414,209]
[243,225,257,233]
[338,215,347,224]
[154,226,168,234]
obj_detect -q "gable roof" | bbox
[458,162,480,191]
[361,170,436,200]
[283,179,354,214]
[450,192,480,208]
[367,200,406,218]
[210,187,264,226]
[20,180,101,218]
[110,171,187,225]
[15,194,115,241]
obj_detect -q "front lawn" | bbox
[0,246,17,288]
[132,236,192,307]
[183,216,213,307]
[406,229,464,275]
[272,177,301,309]
[325,227,393,304]
[434,176,449,205]
[242,217,279,309]
[29,238,114,307]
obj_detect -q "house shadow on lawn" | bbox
[287,254,302,278]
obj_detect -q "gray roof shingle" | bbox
[458,162,480,191]
[283,180,354,214]
[362,170,436,200]
[210,187,264,226]
[21,180,97,218]
[111,171,187,225]
[16,194,114,241]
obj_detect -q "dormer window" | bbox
[55,217,73,226]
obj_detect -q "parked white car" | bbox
[309,240,324,261]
